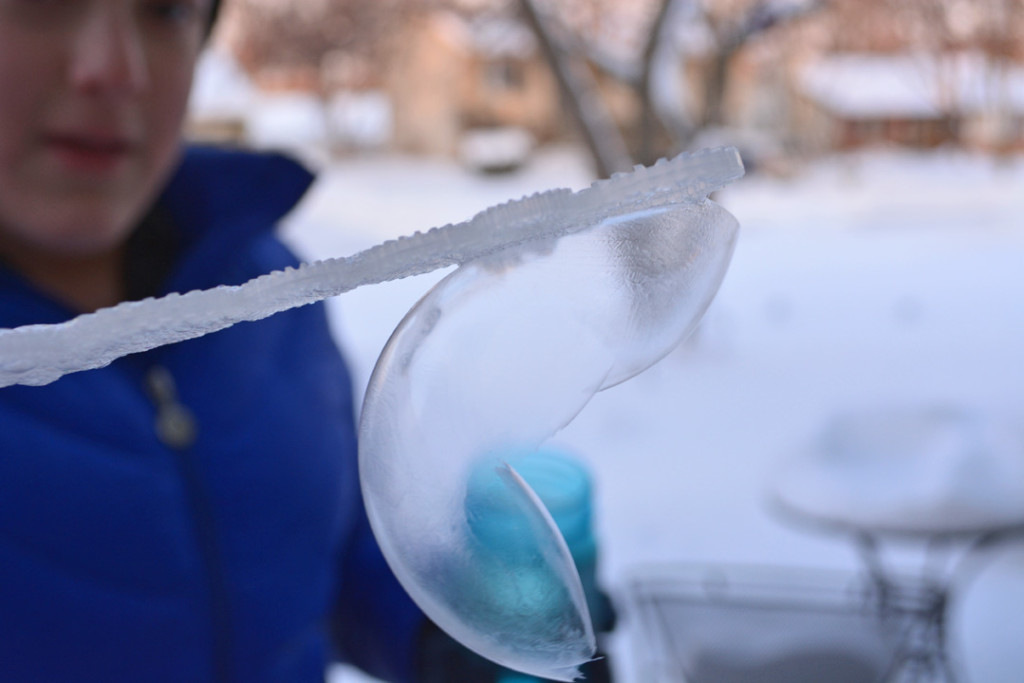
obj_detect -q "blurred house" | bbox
[381,1,661,162]
[773,0,1024,153]
[791,53,1024,152]
[193,0,1024,161]
[385,11,562,158]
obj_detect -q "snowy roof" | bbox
[798,52,1024,119]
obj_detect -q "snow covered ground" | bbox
[277,145,1024,683]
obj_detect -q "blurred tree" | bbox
[696,1,823,135]
[520,0,821,174]
[518,0,634,176]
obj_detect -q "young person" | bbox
[0,1,502,680]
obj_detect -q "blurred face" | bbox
[0,0,210,258]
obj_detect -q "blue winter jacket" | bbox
[0,147,424,683]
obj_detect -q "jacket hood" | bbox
[160,145,315,293]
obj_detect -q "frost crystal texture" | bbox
[0,147,742,388]
[359,158,742,679]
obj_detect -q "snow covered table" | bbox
[769,404,1024,681]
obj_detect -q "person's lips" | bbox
[44,131,135,173]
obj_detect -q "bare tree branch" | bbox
[637,0,689,163]
[518,0,634,176]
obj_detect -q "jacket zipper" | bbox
[145,365,234,683]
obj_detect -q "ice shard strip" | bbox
[358,197,742,677]
[0,146,742,388]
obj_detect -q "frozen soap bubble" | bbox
[358,198,740,680]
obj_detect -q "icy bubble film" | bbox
[0,146,742,388]
[358,199,740,679]
[0,146,743,678]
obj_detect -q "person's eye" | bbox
[144,0,201,26]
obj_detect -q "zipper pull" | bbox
[145,365,198,450]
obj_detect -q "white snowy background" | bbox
[192,47,1024,683]
[272,146,1024,683]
